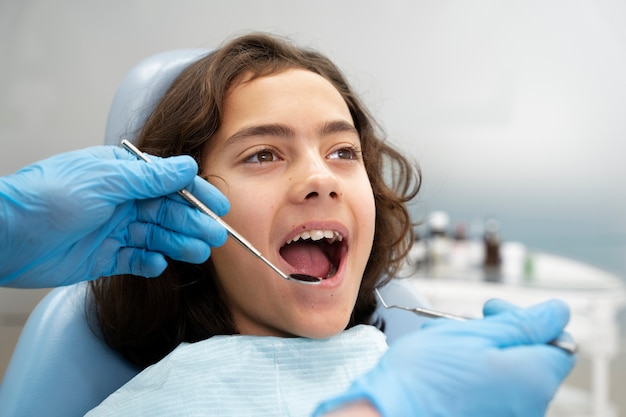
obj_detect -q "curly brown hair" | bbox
[89,33,421,369]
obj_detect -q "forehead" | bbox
[224,68,350,118]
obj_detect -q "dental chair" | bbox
[0,50,428,417]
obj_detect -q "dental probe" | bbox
[121,139,321,285]
[375,289,577,354]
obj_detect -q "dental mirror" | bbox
[121,139,322,285]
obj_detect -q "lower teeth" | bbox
[324,263,338,279]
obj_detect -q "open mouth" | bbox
[279,229,345,279]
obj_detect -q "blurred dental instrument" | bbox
[121,139,321,285]
[375,289,577,354]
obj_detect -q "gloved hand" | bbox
[0,146,229,288]
[314,299,576,417]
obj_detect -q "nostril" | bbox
[305,191,339,200]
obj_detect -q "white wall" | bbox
[1,0,625,276]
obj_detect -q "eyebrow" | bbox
[225,124,295,146]
[320,120,359,137]
[224,120,359,147]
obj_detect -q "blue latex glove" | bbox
[314,299,576,417]
[0,146,229,288]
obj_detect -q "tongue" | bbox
[280,241,331,278]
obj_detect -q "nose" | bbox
[289,155,341,204]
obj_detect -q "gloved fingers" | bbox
[484,299,572,349]
[107,247,169,278]
[108,147,199,200]
[127,222,215,264]
[482,298,521,317]
[135,198,228,247]
[422,299,571,351]
[483,344,577,414]
[508,343,577,389]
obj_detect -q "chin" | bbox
[301,328,345,340]
[296,317,351,340]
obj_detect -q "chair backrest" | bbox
[0,283,138,417]
[104,48,210,146]
[0,48,430,417]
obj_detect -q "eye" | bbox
[328,145,361,161]
[245,147,280,163]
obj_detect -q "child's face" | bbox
[202,68,376,339]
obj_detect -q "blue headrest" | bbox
[104,49,210,146]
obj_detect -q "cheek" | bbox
[350,180,377,264]
[213,177,270,224]
[222,186,277,239]
[355,181,376,236]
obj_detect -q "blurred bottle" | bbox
[427,211,451,266]
[483,218,502,282]
[454,221,467,241]
[523,251,535,282]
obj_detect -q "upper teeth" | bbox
[286,229,343,244]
